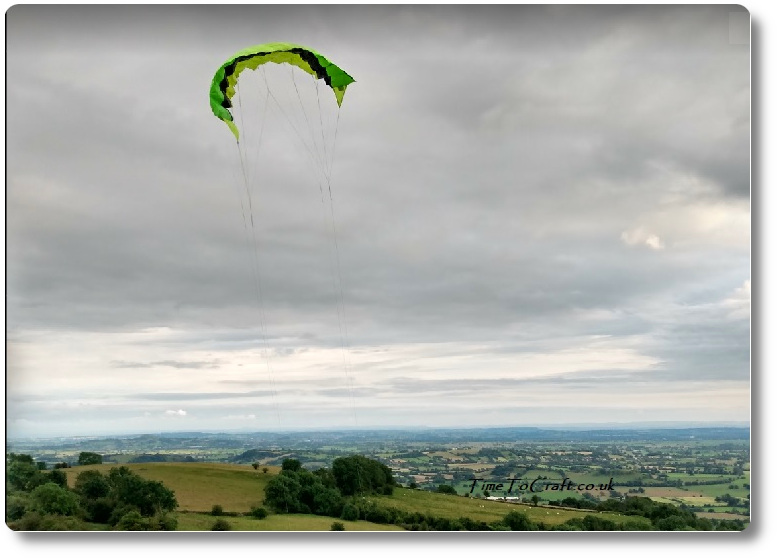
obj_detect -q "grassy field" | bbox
[371,487,643,528]
[61,462,691,531]
[65,462,280,513]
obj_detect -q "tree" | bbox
[47,469,68,488]
[115,510,148,531]
[7,459,46,492]
[341,503,359,521]
[6,493,31,521]
[282,458,302,472]
[211,519,232,531]
[30,483,80,516]
[264,473,303,513]
[74,470,111,499]
[211,504,224,516]
[252,463,259,470]
[78,452,103,466]
[503,510,538,531]
[332,455,395,496]
[249,506,268,519]
[107,466,177,516]
[582,515,618,531]
[436,484,457,495]
[313,487,344,517]
[8,453,35,464]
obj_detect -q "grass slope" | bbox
[65,462,279,513]
[372,487,638,527]
[66,462,646,530]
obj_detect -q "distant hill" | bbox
[128,453,199,463]
[228,449,283,463]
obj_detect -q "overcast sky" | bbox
[5,5,751,438]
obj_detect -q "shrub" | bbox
[77,452,103,466]
[108,504,141,527]
[47,469,68,488]
[341,503,359,521]
[249,506,268,519]
[86,497,115,523]
[6,493,30,521]
[211,519,232,531]
[11,512,89,531]
[115,510,149,531]
[150,513,179,531]
[503,510,537,531]
[211,504,224,516]
[30,482,80,517]
[330,521,345,531]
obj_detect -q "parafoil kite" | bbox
[209,42,355,140]
[207,42,357,426]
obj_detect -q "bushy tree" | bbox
[115,510,147,531]
[10,511,89,531]
[6,493,31,521]
[73,466,177,526]
[264,473,304,513]
[152,513,178,531]
[582,515,618,531]
[77,452,103,466]
[30,483,80,516]
[47,469,68,488]
[249,506,268,519]
[211,519,232,531]
[502,510,538,531]
[313,487,344,517]
[8,453,34,464]
[74,470,111,500]
[7,458,47,492]
[265,466,348,517]
[340,503,359,521]
[281,458,302,472]
[332,455,395,496]
[107,466,177,516]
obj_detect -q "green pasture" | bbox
[372,487,633,527]
[65,462,279,512]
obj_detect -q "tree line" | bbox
[262,456,746,531]
[6,453,178,531]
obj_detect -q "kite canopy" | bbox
[209,42,355,140]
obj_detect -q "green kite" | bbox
[210,42,355,140]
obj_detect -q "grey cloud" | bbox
[380,372,654,396]
[112,360,223,370]
[128,390,275,401]
[5,5,749,434]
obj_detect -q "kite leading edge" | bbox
[209,42,356,140]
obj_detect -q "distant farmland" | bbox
[65,462,652,530]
